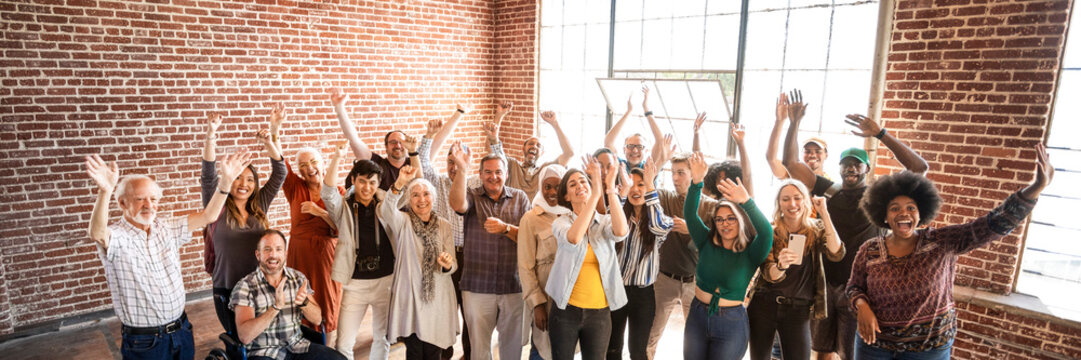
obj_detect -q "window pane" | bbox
[641,19,673,69]
[744,10,788,70]
[688,81,732,121]
[653,80,699,119]
[778,70,826,132]
[539,27,562,70]
[585,24,611,71]
[1048,71,1081,147]
[671,17,706,69]
[613,21,644,70]
[562,25,586,70]
[707,0,742,15]
[784,7,832,70]
[672,0,707,18]
[615,0,644,22]
[703,15,740,70]
[748,0,792,12]
[643,0,674,19]
[820,70,873,134]
[540,0,563,26]
[828,3,879,70]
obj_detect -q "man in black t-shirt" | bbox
[781,100,927,360]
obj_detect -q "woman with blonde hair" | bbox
[747,179,843,360]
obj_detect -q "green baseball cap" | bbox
[839,148,869,165]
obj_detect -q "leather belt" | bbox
[122,313,187,336]
[661,270,694,283]
[774,296,813,307]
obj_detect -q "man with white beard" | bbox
[85,152,248,359]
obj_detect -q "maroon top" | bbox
[846,192,1036,352]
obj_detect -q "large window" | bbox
[1016,6,1081,320]
[539,0,883,215]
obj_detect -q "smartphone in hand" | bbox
[788,234,807,266]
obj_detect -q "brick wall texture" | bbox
[1,0,1079,358]
[0,0,536,335]
[878,0,1079,358]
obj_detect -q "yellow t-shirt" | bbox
[567,243,609,309]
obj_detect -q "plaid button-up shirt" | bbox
[99,216,191,327]
[230,267,312,360]
[459,185,532,294]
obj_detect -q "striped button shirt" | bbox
[617,191,675,287]
[230,267,312,360]
[99,216,191,327]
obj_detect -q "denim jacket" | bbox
[545,211,628,310]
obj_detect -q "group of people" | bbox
[86,87,1053,360]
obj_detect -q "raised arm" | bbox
[812,196,844,260]
[604,96,634,153]
[319,147,346,228]
[329,89,373,160]
[766,93,790,179]
[564,156,605,245]
[85,155,119,248]
[641,160,674,237]
[781,89,817,189]
[188,152,251,229]
[845,114,929,175]
[540,111,575,166]
[262,104,284,161]
[430,104,468,156]
[448,141,471,213]
[731,124,753,198]
[692,112,705,153]
[603,159,629,238]
[203,114,223,162]
[642,86,666,162]
[716,177,773,262]
[684,152,712,248]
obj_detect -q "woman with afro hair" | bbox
[846,144,1054,359]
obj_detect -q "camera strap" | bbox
[351,198,383,258]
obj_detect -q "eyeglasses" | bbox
[713,216,739,225]
[625,144,646,151]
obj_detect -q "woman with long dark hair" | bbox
[200,112,286,333]
[545,157,630,360]
[682,152,773,359]
[607,158,674,360]
[847,145,1053,359]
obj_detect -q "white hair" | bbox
[405,178,438,212]
[114,175,162,206]
[295,147,323,165]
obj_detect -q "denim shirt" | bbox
[545,211,628,311]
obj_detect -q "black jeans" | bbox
[747,293,812,360]
[607,285,655,360]
[549,304,611,360]
[403,334,446,360]
[444,247,470,360]
[212,287,237,336]
[248,343,346,360]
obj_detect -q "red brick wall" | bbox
[879,0,1080,358]
[0,0,541,335]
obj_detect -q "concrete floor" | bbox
[0,296,690,360]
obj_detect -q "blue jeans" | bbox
[683,298,749,360]
[120,316,194,360]
[529,343,545,360]
[854,337,953,360]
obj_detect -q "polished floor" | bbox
[0,296,690,360]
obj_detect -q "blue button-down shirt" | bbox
[546,211,628,310]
